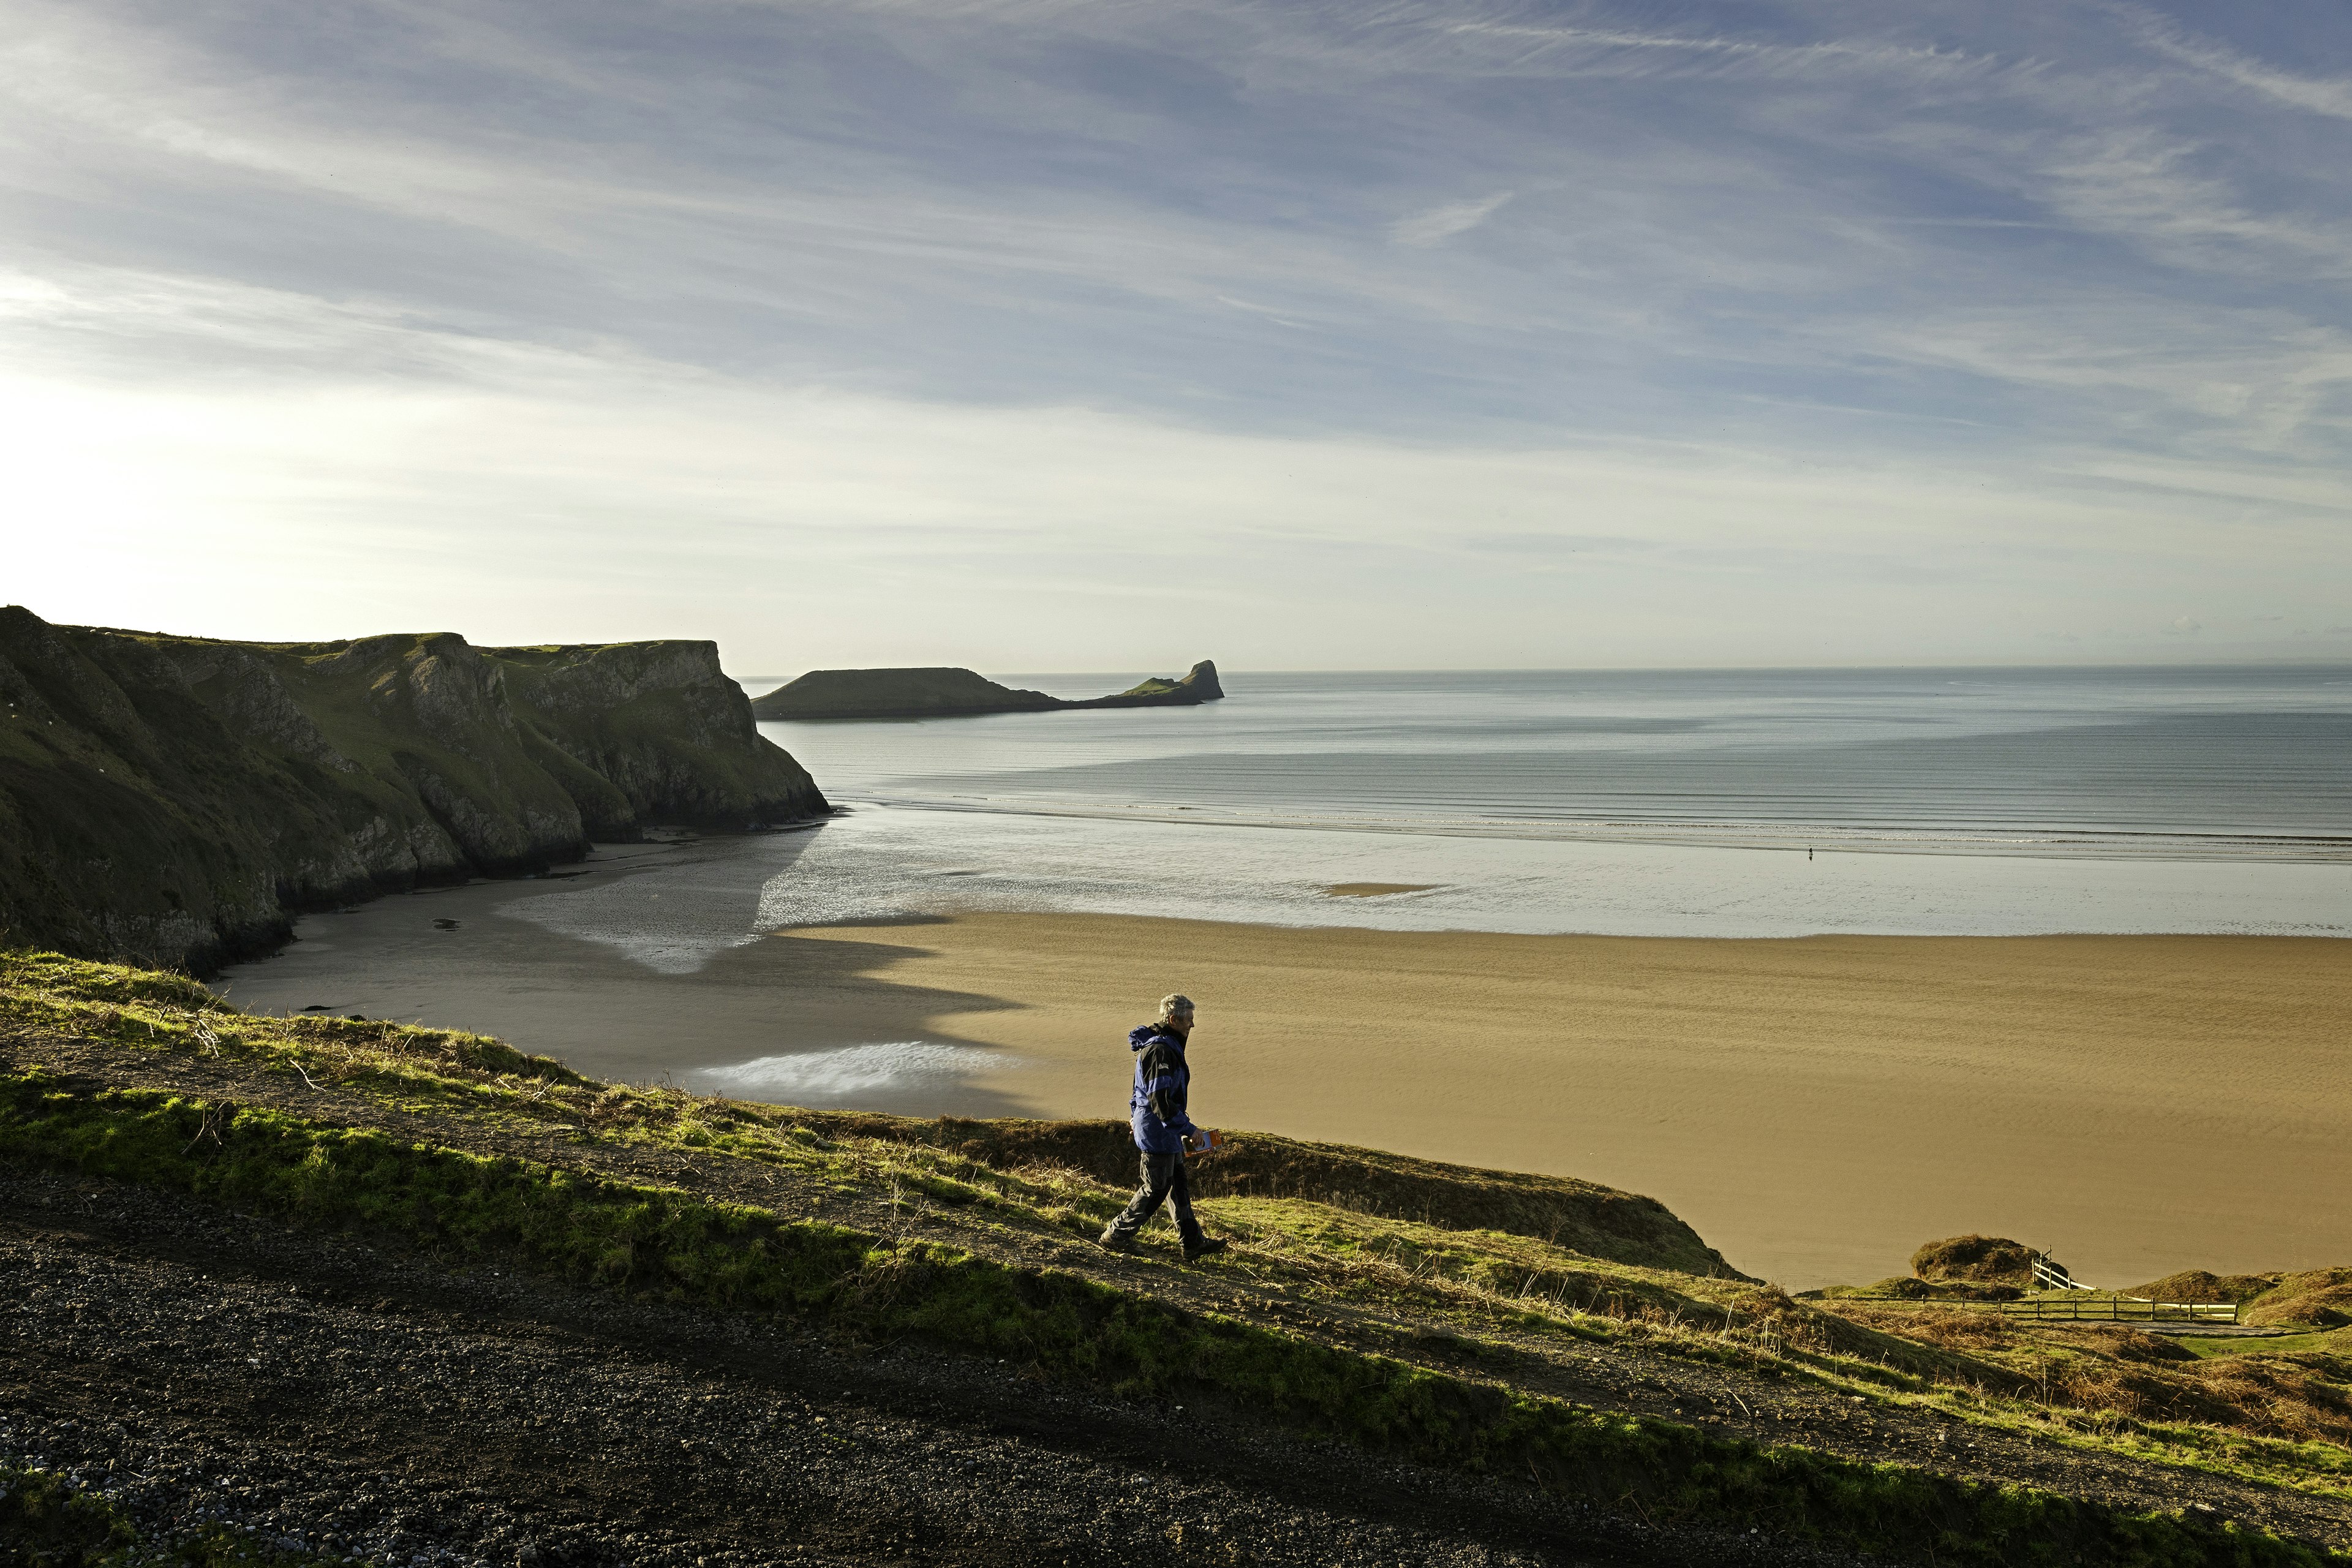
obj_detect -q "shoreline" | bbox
[837,793,2352,865]
[742,802,2352,940]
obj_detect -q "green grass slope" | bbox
[6,949,2348,1566]
[790,1105,1740,1276]
[0,608,826,971]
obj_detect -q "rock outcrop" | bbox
[0,608,827,971]
[1067,658,1224,710]
[752,658,1224,721]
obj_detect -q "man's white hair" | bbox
[1158,993,1195,1022]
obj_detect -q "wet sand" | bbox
[776,915,2352,1291]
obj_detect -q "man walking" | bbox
[1098,993,1227,1262]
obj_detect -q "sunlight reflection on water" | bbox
[692,1041,1021,1102]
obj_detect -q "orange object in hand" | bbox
[1185,1129,1221,1158]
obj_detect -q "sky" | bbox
[3,0,2350,674]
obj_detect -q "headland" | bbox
[0,605,826,971]
[750,658,1224,720]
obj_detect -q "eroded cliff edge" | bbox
[0,608,827,970]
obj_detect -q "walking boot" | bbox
[1183,1236,1229,1263]
[1097,1224,1137,1253]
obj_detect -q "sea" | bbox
[731,665,2352,944]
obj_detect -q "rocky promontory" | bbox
[0,607,827,970]
[752,658,1224,720]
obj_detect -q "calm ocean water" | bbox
[748,666,2352,857]
[717,666,2352,941]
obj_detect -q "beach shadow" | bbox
[219,869,1041,1117]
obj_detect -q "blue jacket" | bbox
[1128,1024,1197,1153]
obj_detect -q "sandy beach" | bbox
[772,914,2352,1290]
[217,850,2352,1291]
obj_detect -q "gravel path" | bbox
[4,1162,1868,1568]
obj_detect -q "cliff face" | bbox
[0,608,827,971]
[492,641,829,834]
[752,659,1224,721]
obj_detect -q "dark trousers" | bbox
[1106,1151,1202,1245]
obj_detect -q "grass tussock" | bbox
[2246,1275,2352,1331]
[2132,1271,2292,1307]
[1912,1235,2035,1288]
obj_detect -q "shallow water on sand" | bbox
[754,804,2352,938]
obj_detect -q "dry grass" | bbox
[2247,1272,2352,1329]
[1825,1299,2352,1450]
[2130,1270,2284,1305]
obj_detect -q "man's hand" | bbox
[1184,1129,1219,1158]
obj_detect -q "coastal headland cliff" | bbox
[751,658,1224,720]
[0,606,827,971]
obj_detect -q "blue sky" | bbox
[4,0,2348,671]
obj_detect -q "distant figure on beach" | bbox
[1098,993,1228,1262]
[1808,847,1814,862]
